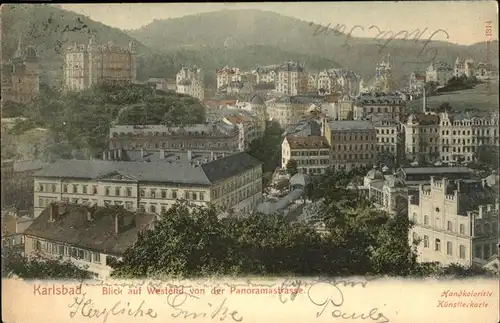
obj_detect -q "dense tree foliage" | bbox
[2,249,94,280]
[5,83,205,159]
[285,159,298,176]
[437,75,480,93]
[474,144,499,170]
[248,121,284,173]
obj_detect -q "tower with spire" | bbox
[1,35,40,104]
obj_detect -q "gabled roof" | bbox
[24,204,155,256]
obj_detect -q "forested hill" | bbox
[129,9,499,81]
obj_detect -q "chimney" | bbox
[49,203,59,222]
[141,148,145,158]
[187,150,192,161]
[160,149,165,159]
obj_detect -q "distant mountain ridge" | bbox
[128,9,499,82]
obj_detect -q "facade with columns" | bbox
[409,177,498,267]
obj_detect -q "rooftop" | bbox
[14,160,50,173]
[399,166,473,175]
[24,203,156,256]
[327,120,375,131]
[285,135,330,149]
[34,152,261,185]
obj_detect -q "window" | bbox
[423,235,429,248]
[412,232,418,244]
[73,185,78,193]
[140,189,145,197]
[63,184,68,193]
[424,215,428,225]
[92,186,98,194]
[192,192,197,201]
[93,252,101,263]
[435,239,441,252]
[150,190,156,198]
[126,188,132,197]
[33,239,41,251]
[150,205,156,213]
[200,192,205,201]
[161,206,167,214]
[447,221,453,231]
[474,245,482,259]
[39,184,44,192]
[172,191,177,199]
[447,242,452,255]
[459,224,465,234]
[72,198,79,204]
[77,250,84,259]
[459,245,466,259]
[58,245,64,256]
[115,187,120,196]
[105,187,110,196]
[161,190,167,198]
[83,185,88,194]
[51,184,56,192]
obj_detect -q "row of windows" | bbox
[417,235,467,259]
[117,141,235,150]
[332,153,375,160]
[33,239,101,263]
[361,107,404,114]
[295,159,329,166]
[378,137,396,143]
[332,144,375,151]
[331,134,376,141]
[414,214,497,236]
[290,150,330,157]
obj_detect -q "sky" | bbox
[59,2,498,45]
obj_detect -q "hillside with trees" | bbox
[3,83,206,160]
[128,9,499,81]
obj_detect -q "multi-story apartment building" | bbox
[439,112,499,163]
[24,203,155,278]
[361,167,408,216]
[404,112,441,163]
[317,69,361,97]
[33,152,263,218]
[64,36,137,91]
[367,115,405,162]
[425,61,454,86]
[281,136,331,175]
[454,57,476,78]
[322,119,377,171]
[409,177,498,267]
[176,66,204,101]
[108,123,240,155]
[276,61,307,96]
[353,93,406,121]
[216,66,241,90]
[252,65,279,84]
[1,38,40,104]
[405,111,499,164]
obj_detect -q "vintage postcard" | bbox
[1,2,499,323]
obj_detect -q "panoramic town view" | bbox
[1,3,499,284]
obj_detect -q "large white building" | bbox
[216,66,242,90]
[33,153,263,218]
[454,57,476,78]
[176,66,204,101]
[281,135,331,175]
[409,177,498,267]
